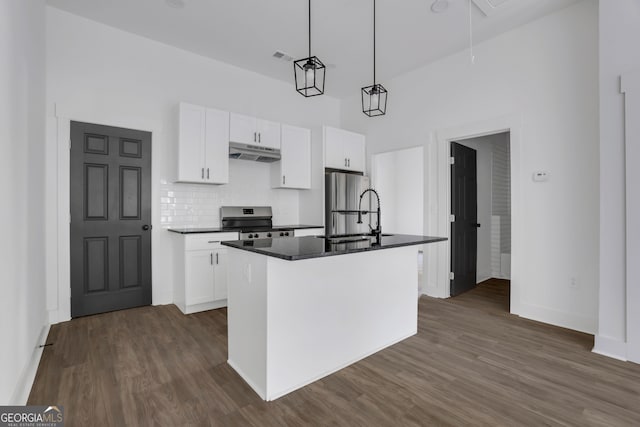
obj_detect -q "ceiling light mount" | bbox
[361,0,388,117]
[293,0,326,97]
[430,0,449,13]
[165,0,185,9]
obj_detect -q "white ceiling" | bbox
[46,0,582,98]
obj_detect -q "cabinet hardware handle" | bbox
[207,168,210,179]
[283,175,285,185]
[344,158,347,167]
[348,158,351,167]
[258,133,261,143]
[210,253,213,265]
[216,253,219,264]
[201,168,204,179]
[254,132,257,142]
[208,240,220,244]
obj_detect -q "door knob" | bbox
[142,225,151,231]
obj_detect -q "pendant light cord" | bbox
[373,0,376,85]
[308,0,312,58]
[468,0,475,64]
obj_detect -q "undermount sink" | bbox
[315,233,394,244]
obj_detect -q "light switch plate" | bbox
[532,171,549,182]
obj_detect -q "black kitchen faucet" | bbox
[357,188,382,241]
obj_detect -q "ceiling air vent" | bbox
[471,0,521,17]
[272,50,294,62]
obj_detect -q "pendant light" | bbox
[294,0,326,97]
[361,0,388,117]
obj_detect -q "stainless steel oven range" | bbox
[220,206,293,240]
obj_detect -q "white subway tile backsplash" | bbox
[159,160,300,228]
[492,137,511,254]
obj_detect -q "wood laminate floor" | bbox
[29,280,640,426]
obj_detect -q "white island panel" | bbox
[227,245,420,401]
[227,249,268,399]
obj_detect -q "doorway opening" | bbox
[450,132,511,312]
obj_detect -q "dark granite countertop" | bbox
[167,225,324,234]
[221,234,447,261]
[167,227,231,234]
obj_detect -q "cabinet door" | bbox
[343,132,366,173]
[185,250,214,305]
[178,103,206,182]
[213,249,228,300]
[229,113,257,145]
[324,126,347,169]
[205,108,230,184]
[279,124,311,189]
[257,119,281,149]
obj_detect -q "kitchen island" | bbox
[222,234,446,401]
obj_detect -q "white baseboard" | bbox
[227,359,266,400]
[264,329,417,401]
[515,303,596,335]
[10,323,51,404]
[152,291,172,306]
[593,335,628,361]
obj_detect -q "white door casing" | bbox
[51,103,163,323]
[622,70,640,364]
[431,115,522,316]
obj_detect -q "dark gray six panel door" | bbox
[70,121,152,317]
[450,142,478,297]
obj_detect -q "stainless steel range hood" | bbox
[229,142,281,163]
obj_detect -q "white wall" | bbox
[0,1,48,404]
[341,1,599,333]
[595,0,640,360]
[45,7,341,322]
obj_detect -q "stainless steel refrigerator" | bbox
[325,171,371,236]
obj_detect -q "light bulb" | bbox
[370,91,379,110]
[305,66,315,85]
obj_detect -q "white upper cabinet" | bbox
[230,112,281,149]
[273,124,311,189]
[205,109,230,183]
[256,119,281,149]
[324,126,365,173]
[177,102,229,184]
[228,113,255,145]
[178,103,206,183]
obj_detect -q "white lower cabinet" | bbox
[293,228,325,237]
[172,232,237,314]
[185,250,216,305]
[213,248,228,300]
